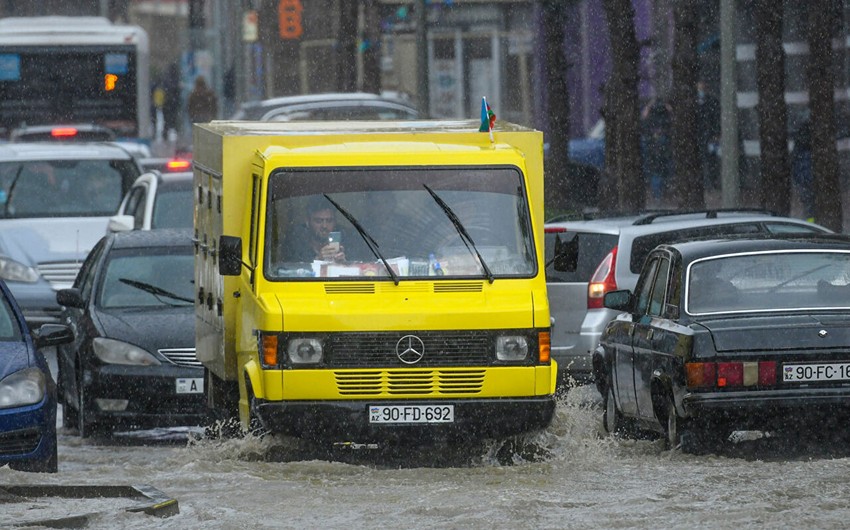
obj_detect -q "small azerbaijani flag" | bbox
[479,96,496,142]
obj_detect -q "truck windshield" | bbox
[265,166,536,280]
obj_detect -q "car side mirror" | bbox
[34,323,74,348]
[219,235,243,276]
[107,214,134,232]
[552,234,578,272]
[603,289,634,312]
[56,288,84,309]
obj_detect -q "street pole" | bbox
[415,0,429,118]
[720,0,740,207]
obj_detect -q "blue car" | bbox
[0,280,72,472]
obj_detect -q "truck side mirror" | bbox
[219,235,243,276]
[56,288,84,309]
[552,233,578,272]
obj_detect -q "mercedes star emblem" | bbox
[396,335,425,364]
[819,329,829,338]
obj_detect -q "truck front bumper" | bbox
[254,397,556,442]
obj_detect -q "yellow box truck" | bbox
[193,119,556,444]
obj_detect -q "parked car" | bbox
[593,234,850,454]
[9,124,117,142]
[0,278,72,472]
[55,229,204,437]
[545,210,830,387]
[0,142,142,328]
[108,170,193,232]
[231,92,420,122]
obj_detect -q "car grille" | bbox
[335,369,485,396]
[325,331,493,368]
[37,260,82,290]
[160,348,201,367]
[0,427,40,456]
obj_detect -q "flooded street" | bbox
[5,385,850,529]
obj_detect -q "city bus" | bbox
[0,16,151,142]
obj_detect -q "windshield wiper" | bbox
[423,184,494,283]
[118,278,194,305]
[322,194,399,285]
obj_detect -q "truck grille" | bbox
[326,331,493,367]
[335,369,485,396]
[37,261,82,290]
[159,348,201,367]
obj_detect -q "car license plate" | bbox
[783,363,850,382]
[176,377,204,394]
[369,405,454,424]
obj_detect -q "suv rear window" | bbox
[545,230,617,282]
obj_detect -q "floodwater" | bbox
[5,386,850,529]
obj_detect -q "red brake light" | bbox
[51,127,78,138]
[716,362,743,387]
[165,158,191,171]
[587,246,618,309]
[687,361,776,389]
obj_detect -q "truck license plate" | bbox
[783,362,850,382]
[176,377,204,394]
[369,405,454,424]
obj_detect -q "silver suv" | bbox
[544,210,831,387]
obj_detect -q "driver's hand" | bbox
[319,244,346,262]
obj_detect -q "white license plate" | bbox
[783,363,850,382]
[176,377,204,394]
[369,405,454,424]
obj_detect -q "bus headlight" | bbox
[495,335,529,361]
[287,338,323,365]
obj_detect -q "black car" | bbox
[592,234,850,454]
[55,229,205,437]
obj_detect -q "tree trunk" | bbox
[807,0,843,231]
[670,0,703,209]
[361,0,382,94]
[541,1,571,211]
[602,0,644,213]
[754,0,791,215]
[337,0,359,92]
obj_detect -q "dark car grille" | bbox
[325,331,493,368]
[37,261,82,290]
[0,428,40,456]
[160,348,201,367]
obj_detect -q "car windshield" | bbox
[687,250,850,315]
[265,167,536,281]
[0,159,138,218]
[98,248,194,308]
[0,290,21,341]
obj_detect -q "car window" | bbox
[629,223,760,273]
[635,257,660,315]
[76,238,106,300]
[0,289,22,341]
[764,222,824,234]
[648,257,671,316]
[151,188,193,229]
[545,231,617,282]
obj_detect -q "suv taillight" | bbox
[587,246,618,309]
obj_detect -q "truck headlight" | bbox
[287,338,323,364]
[495,335,529,361]
[0,367,46,408]
[0,256,39,283]
[93,337,161,366]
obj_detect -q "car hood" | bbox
[96,307,195,350]
[0,218,109,265]
[698,313,850,352]
[0,342,36,379]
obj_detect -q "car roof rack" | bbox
[631,208,778,225]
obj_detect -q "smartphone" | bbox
[327,231,342,252]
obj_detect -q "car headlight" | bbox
[495,335,529,361]
[93,337,161,366]
[0,256,39,283]
[0,367,46,409]
[287,338,323,365]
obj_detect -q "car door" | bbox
[632,253,672,420]
[613,257,660,417]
